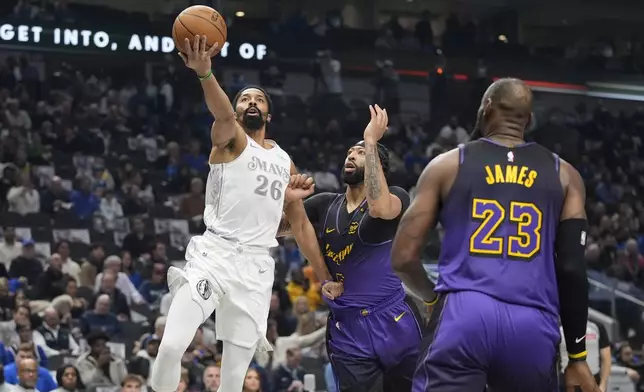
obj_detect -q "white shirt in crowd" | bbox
[6,186,40,215]
[95,271,145,304]
[0,240,22,270]
[438,124,469,144]
[5,109,32,130]
[32,324,81,356]
[100,197,124,230]
[61,258,81,283]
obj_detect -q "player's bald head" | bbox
[482,78,533,117]
[472,78,533,139]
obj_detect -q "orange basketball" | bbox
[172,5,227,57]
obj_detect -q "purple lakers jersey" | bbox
[319,193,406,310]
[436,138,564,316]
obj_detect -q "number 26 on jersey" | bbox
[469,198,542,261]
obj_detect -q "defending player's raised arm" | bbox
[556,159,590,362]
[363,105,402,220]
[179,36,245,149]
[391,152,454,303]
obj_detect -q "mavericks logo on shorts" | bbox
[196,279,212,300]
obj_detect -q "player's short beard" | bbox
[241,108,266,132]
[341,166,365,187]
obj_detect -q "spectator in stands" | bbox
[268,292,296,337]
[179,178,205,219]
[138,262,167,307]
[122,218,153,259]
[34,254,65,300]
[0,227,22,271]
[55,241,80,284]
[202,364,220,392]
[69,177,99,220]
[272,348,305,392]
[11,357,38,392]
[6,174,40,215]
[99,189,123,230]
[0,278,12,321]
[130,335,159,384]
[0,304,29,345]
[90,164,115,192]
[615,343,642,386]
[286,270,321,311]
[33,307,80,356]
[183,140,208,174]
[3,343,57,392]
[94,256,144,305]
[8,240,42,286]
[149,241,168,266]
[243,368,262,392]
[438,116,469,145]
[120,374,143,392]
[156,142,190,193]
[62,280,87,319]
[40,177,71,215]
[94,270,131,320]
[6,324,48,367]
[0,361,8,392]
[76,332,127,388]
[79,294,120,337]
[5,98,32,131]
[53,365,84,392]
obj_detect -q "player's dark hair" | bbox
[232,85,273,115]
[355,141,390,176]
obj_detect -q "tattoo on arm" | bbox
[365,143,382,200]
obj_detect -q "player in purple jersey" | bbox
[390,78,600,392]
[279,105,424,392]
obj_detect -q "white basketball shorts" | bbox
[167,230,274,350]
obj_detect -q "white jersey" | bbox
[204,135,291,248]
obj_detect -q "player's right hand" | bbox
[322,281,344,300]
[285,174,315,203]
[564,361,602,392]
[178,35,219,77]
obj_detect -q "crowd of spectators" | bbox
[2,1,644,392]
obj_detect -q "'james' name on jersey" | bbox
[436,140,564,317]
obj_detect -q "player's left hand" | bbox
[285,174,315,203]
[564,361,602,392]
[363,104,389,143]
[322,281,344,300]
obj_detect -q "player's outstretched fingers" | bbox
[184,38,193,55]
[192,35,200,54]
[382,108,389,128]
[369,105,376,119]
[207,41,219,57]
[200,35,208,57]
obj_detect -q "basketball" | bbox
[172,5,227,56]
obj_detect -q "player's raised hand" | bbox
[363,104,389,143]
[178,35,219,76]
[564,361,602,392]
[285,174,315,203]
[322,281,344,300]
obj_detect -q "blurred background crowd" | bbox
[1,0,644,391]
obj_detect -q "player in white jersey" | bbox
[150,36,333,392]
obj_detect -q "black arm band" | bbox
[555,218,589,360]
